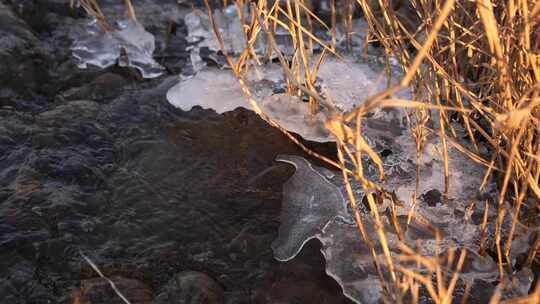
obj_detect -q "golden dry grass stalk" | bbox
[209,0,540,302]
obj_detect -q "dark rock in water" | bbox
[422,189,442,207]
[0,2,51,97]
[0,256,54,303]
[155,271,224,304]
[36,100,101,127]
[466,279,497,303]
[72,276,153,304]
[60,73,129,102]
[255,239,354,304]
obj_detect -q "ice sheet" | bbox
[272,155,351,261]
[166,66,280,114]
[272,112,527,303]
[72,19,165,78]
[318,57,412,113]
[261,94,333,142]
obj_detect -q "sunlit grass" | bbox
[207,0,540,302]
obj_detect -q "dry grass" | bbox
[205,0,540,302]
[78,0,540,302]
[78,0,137,31]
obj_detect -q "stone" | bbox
[72,276,153,304]
[155,271,224,304]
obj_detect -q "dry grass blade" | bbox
[79,0,113,31]
[209,0,540,303]
[79,251,132,304]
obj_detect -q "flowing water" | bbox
[0,1,352,303]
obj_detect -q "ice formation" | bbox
[166,68,246,113]
[72,19,165,78]
[166,65,282,114]
[166,55,409,142]
[183,4,313,70]
[273,111,533,303]
[184,5,263,71]
[261,94,333,142]
[317,57,411,112]
[185,6,249,55]
[272,155,351,261]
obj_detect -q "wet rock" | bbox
[61,73,129,102]
[36,100,101,127]
[0,256,53,303]
[17,0,85,21]
[422,189,442,207]
[259,279,348,304]
[29,149,106,187]
[155,271,224,304]
[72,276,153,304]
[0,2,51,96]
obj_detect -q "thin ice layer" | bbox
[166,69,245,113]
[272,155,351,261]
[72,19,165,78]
[166,55,410,142]
[261,94,333,142]
[166,66,280,114]
[319,220,388,304]
[318,57,411,112]
[272,113,533,302]
[184,5,263,71]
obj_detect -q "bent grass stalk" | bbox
[80,0,540,302]
[209,0,540,302]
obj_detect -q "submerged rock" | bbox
[72,276,153,304]
[166,66,281,114]
[60,72,128,101]
[155,271,224,304]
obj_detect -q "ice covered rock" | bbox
[72,19,165,78]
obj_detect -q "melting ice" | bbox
[166,8,533,302]
[272,155,351,261]
[166,65,282,114]
[166,56,409,142]
[273,114,533,303]
[72,19,165,78]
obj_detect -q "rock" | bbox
[258,279,350,304]
[422,189,442,207]
[61,73,128,102]
[0,257,54,303]
[72,276,153,304]
[0,2,51,96]
[155,271,224,304]
[36,100,100,127]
